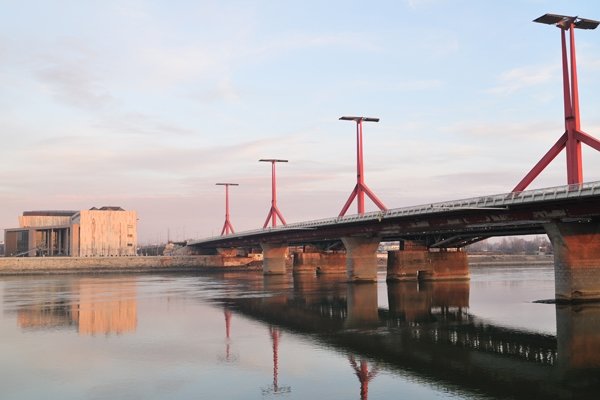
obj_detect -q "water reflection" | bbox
[2,272,600,399]
[556,303,600,370]
[387,281,469,322]
[348,356,378,400]
[6,277,137,335]
[346,283,378,328]
[220,308,238,363]
[219,273,600,399]
[76,278,136,335]
[262,327,291,396]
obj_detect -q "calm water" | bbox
[1,265,599,399]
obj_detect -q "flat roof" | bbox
[22,210,78,217]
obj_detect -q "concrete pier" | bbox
[293,251,348,275]
[317,253,347,275]
[341,236,380,282]
[387,249,469,281]
[292,252,320,274]
[261,243,288,275]
[545,221,600,301]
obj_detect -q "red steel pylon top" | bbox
[216,183,238,236]
[513,14,600,192]
[338,116,387,216]
[260,159,288,228]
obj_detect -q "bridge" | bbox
[187,14,600,302]
[189,182,600,302]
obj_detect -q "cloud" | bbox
[346,79,443,93]
[134,44,227,88]
[94,112,195,137]
[442,119,560,140]
[33,41,115,110]
[250,32,382,56]
[488,64,558,95]
[191,77,241,103]
[405,0,442,9]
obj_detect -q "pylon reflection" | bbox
[349,355,379,400]
[262,326,291,395]
[219,308,238,363]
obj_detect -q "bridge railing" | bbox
[190,180,600,244]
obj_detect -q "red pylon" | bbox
[513,14,600,192]
[260,159,288,228]
[339,116,387,216]
[216,183,238,235]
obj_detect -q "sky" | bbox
[1,0,600,244]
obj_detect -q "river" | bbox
[1,265,599,399]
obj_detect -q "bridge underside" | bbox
[188,182,600,301]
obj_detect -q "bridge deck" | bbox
[188,181,600,248]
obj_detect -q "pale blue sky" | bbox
[1,0,600,242]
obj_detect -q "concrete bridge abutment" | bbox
[260,242,288,275]
[341,236,381,282]
[545,220,600,302]
[387,248,469,281]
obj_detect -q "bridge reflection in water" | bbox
[217,272,600,399]
[3,273,600,398]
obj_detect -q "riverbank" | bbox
[0,253,554,275]
[467,254,554,266]
[0,255,260,275]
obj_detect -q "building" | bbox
[3,207,137,257]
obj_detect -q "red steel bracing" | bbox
[260,159,288,228]
[513,16,600,192]
[217,183,238,236]
[339,116,387,216]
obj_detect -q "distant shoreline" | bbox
[467,253,554,266]
[0,253,554,276]
[0,255,260,276]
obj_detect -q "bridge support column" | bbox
[260,243,288,275]
[317,253,347,275]
[387,249,469,281]
[341,236,380,282]
[292,252,319,274]
[545,221,600,301]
